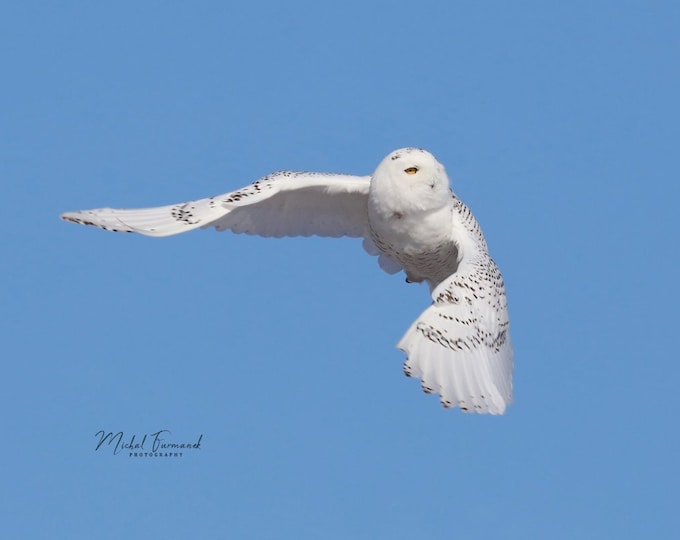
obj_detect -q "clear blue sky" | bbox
[2,1,678,538]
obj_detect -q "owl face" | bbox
[371,147,450,202]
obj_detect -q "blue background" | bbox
[2,1,679,538]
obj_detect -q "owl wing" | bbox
[61,171,372,239]
[397,257,513,415]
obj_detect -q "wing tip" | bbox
[399,346,512,415]
[60,211,135,234]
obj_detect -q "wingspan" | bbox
[61,171,372,239]
[397,260,513,414]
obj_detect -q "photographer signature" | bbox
[95,430,202,455]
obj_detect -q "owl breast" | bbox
[368,205,459,287]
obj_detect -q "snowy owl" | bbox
[61,148,513,414]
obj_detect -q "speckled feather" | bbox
[61,148,513,415]
[61,171,371,238]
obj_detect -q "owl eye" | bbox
[404,167,418,175]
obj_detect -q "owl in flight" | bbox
[62,148,513,414]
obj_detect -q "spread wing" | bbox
[61,171,372,238]
[397,257,513,415]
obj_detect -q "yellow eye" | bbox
[404,167,418,175]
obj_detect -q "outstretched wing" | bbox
[397,258,513,415]
[61,171,372,238]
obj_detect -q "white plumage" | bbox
[62,148,513,414]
